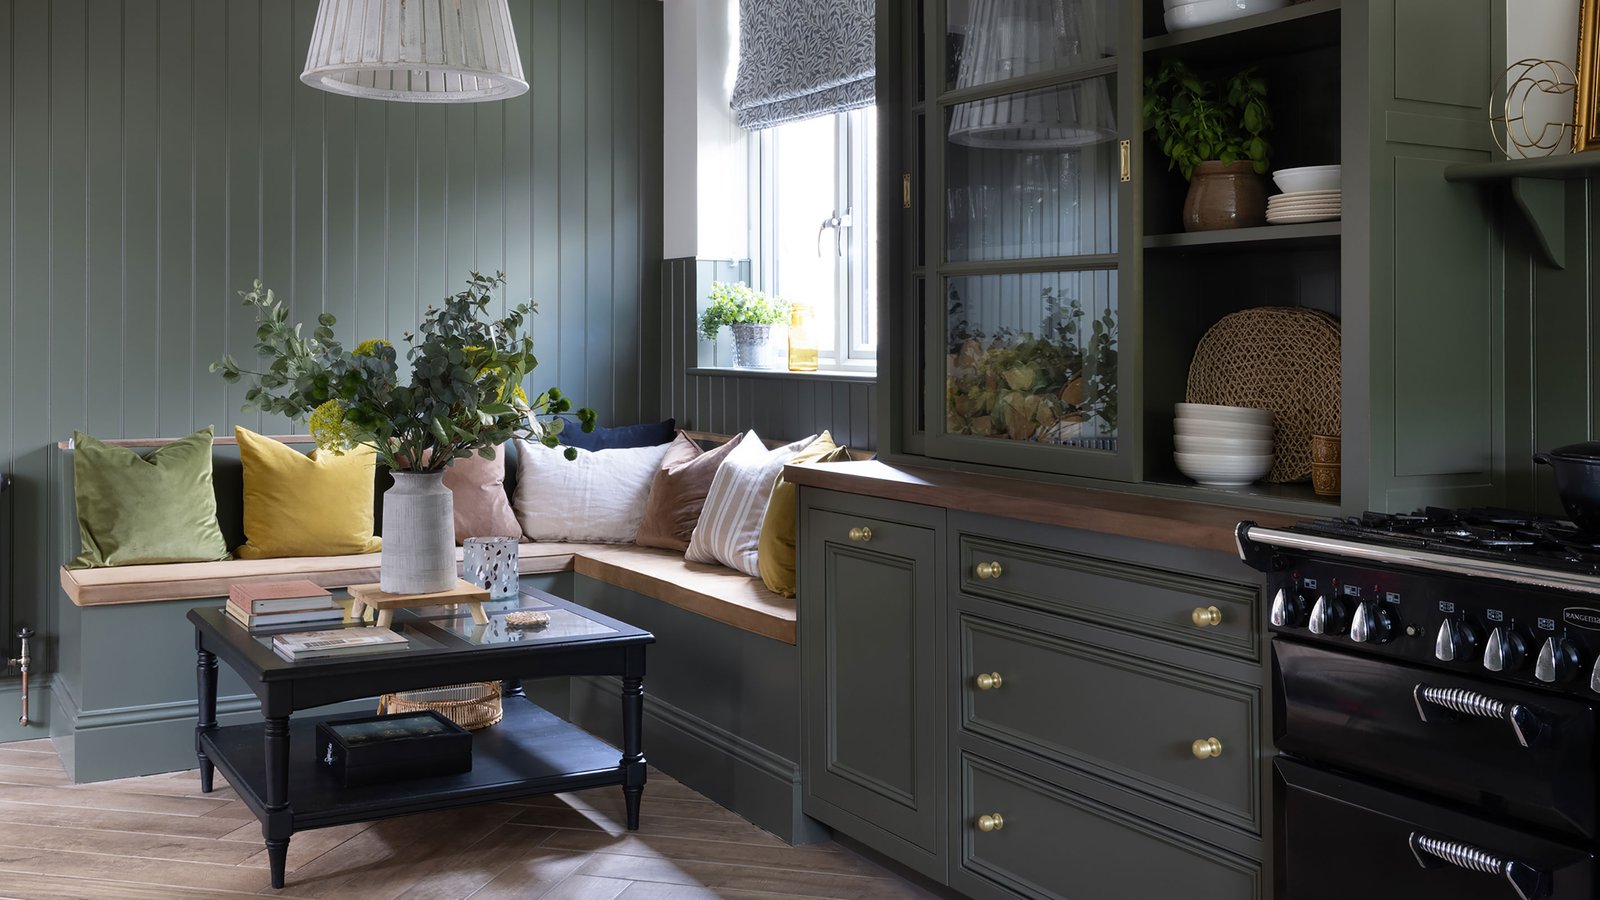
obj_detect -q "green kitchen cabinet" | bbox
[798,490,948,882]
[877,0,1508,515]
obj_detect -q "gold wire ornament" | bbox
[1490,58,1577,158]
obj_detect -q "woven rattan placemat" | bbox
[1185,307,1341,483]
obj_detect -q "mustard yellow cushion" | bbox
[235,427,382,559]
[757,433,849,597]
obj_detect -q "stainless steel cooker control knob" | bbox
[1434,619,1479,663]
[1307,595,1347,636]
[1483,627,1528,673]
[1349,602,1393,644]
[1269,589,1306,628]
[1536,636,1582,684]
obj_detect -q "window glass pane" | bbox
[946,269,1119,450]
[771,115,838,354]
[855,107,879,356]
[946,0,1117,94]
[945,77,1118,262]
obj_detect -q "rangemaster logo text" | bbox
[1564,607,1600,631]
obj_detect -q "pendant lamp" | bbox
[948,0,1117,148]
[301,0,530,103]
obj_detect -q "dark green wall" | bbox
[0,0,663,659]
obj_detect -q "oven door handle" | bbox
[1412,684,1545,748]
[1409,832,1549,900]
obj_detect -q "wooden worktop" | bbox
[783,459,1302,556]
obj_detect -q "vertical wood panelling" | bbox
[658,258,880,450]
[0,0,663,665]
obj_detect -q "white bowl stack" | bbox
[1174,403,1274,486]
[1162,0,1289,31]
[1267,165,1341,224]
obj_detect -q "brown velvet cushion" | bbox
[441,446,521,544]
[635,432,740,552]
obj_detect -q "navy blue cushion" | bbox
[556,417,676,451]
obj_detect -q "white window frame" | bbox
[748,107,878,371]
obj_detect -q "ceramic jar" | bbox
[1183,160,1268,231]
[381,471,457,594]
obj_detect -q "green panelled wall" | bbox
[0,0,664,690]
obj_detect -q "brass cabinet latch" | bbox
[1119,140,1131,183]
[902,174,912,209]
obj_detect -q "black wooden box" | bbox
[313,710,472,787]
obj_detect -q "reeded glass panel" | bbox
[945,78,1119,262]
[945,270,1118,449]
[946,0,1117,93]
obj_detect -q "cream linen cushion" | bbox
[684,431,816,576]
[512,440,672,543]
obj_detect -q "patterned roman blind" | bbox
[731,0,876,131]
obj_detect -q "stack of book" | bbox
[226,580,344,630]
[272,628,410,662]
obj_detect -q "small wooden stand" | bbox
[347,580,492,628]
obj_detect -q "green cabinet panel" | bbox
[958,612,1261,834]
[953,752,1262,900]
[1391,0,1492,110]
[799,492,947,879]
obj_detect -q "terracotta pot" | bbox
[1182,160,1268,231]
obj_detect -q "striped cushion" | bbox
[685,432,816,576]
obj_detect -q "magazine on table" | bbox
[271,627,409,661]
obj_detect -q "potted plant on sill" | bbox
[1144,58,1273,231]
[699,281,792,369]
[213,271,595,595]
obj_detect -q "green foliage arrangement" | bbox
[698,281,793,341]
[946,288,1119,445]
[212,271,595,471]
[1143,58,1272,181]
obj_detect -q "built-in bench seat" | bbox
[59,542,797,643]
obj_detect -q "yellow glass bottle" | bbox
[788,301,819,372]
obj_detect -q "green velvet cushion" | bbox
[69,426,231,568]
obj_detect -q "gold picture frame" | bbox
[1577,0,1600,150]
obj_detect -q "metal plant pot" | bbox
[731,323,774,368]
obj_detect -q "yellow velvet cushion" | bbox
[757,434,849,597]
[235,427,382,559]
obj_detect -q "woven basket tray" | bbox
[1185,307,1341,483]
[378,681,504,731]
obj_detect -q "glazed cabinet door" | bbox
[800,492,946,880]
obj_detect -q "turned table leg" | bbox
[620,674,646,830]
[263,715,292,888]
[195,643,218,794]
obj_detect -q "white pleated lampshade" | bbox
[301,0,530,103]
[948,0,1117,148]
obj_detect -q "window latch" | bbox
[817,208,853,257]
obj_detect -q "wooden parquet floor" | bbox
[0,740,937,900]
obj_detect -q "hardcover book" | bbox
[225,603,346,630]
[271,627,408,661]
[229,579,336,614]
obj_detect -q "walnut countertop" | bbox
[783,459,1302,556]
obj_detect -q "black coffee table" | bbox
[187,588,653,889]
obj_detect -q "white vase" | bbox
[381,471,457,595]
[731,323,773,368]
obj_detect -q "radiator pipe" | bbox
[11,628,32,726]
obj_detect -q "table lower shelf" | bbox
[199,696,627,831]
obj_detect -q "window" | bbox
[750,106,878,370]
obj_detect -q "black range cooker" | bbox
[1239,509,1600,900]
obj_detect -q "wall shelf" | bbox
[1144,221,1341,252]
[1443,154,1600,270]
[1142,0,1341,64]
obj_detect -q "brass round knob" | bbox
[1192,737,1223,759]
[848,526,872,542]
[975,561,1003,580]
[976,813,1005,832]
[1191,606,1222,627]
[975,672,1003,691]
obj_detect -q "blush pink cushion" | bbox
[441,447,521,544]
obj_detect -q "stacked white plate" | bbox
[1163,0,1289,31]
[1267,165,1341,225]
[1174,403,1274,486]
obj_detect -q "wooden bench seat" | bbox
[574,545,796,644]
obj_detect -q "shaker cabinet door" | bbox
[800,501,944,877]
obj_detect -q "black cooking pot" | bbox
[1534,442,1600,530]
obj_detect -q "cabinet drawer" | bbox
[960,614,1260,833]
[955,752,1262,900]
[958,533,1258,659]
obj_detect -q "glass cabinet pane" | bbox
[944,77,1118,262]
[946,0,1118,94]
[945,270,1119,449]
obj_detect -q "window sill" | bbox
[686,366,878,384]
